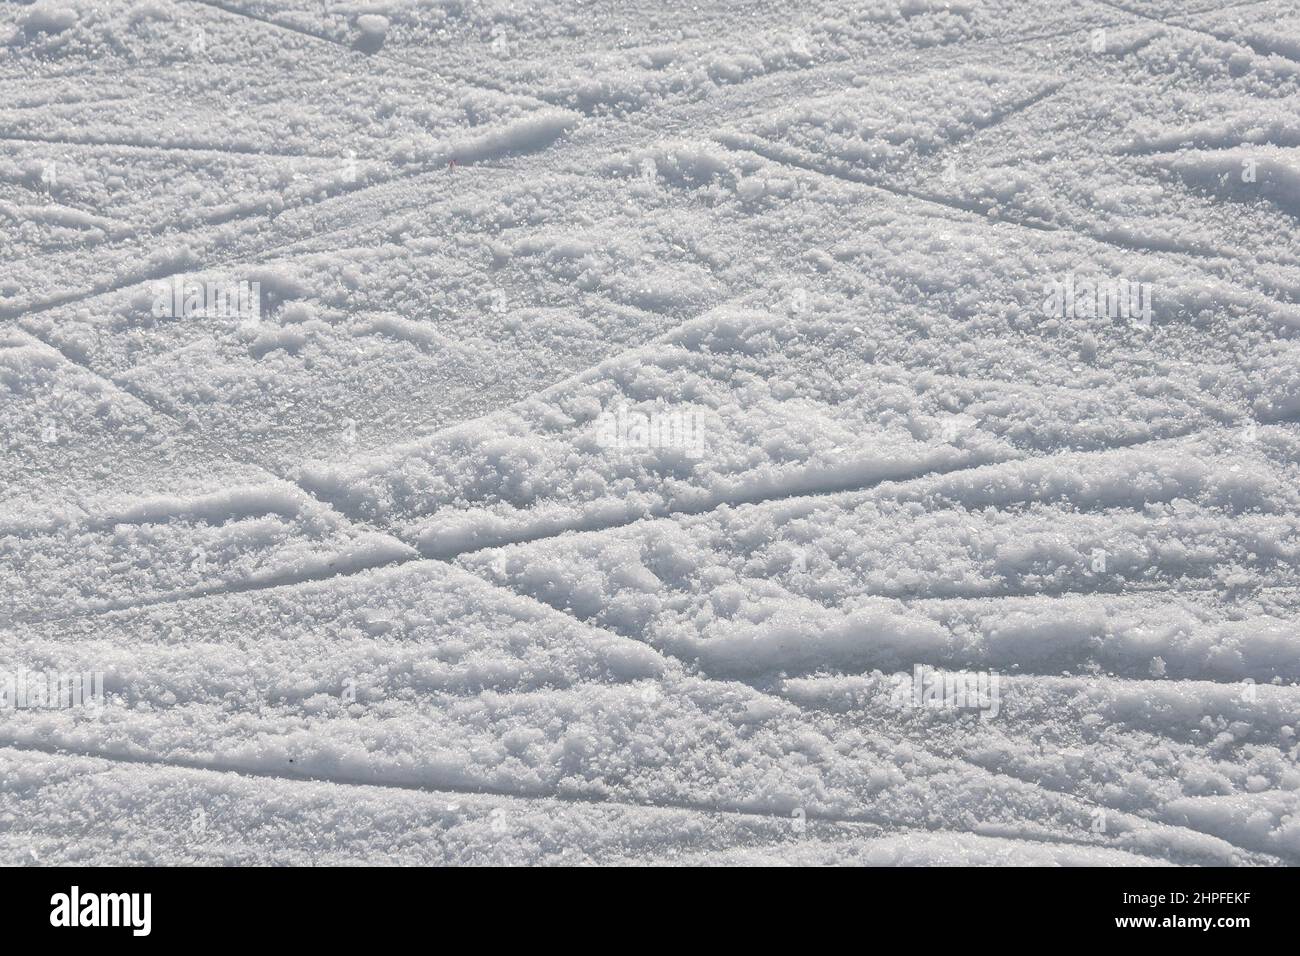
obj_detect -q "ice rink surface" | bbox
[2,0,1299,865]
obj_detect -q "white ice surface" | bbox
[2,0,1299,866]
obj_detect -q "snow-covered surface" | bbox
[2,0,1299,866]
